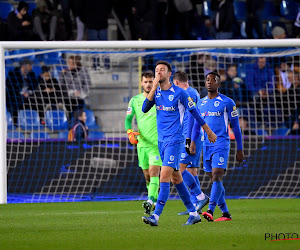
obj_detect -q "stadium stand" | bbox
[45,110,68,131]
[18,110,42,130]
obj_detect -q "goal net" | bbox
[2,41,300,203]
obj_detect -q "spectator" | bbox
[239,117,256,135]
[166,0,194,40]
[246,57,274,98]
[131,0,157,40]
[59,55,91,119]
[245,0,265,39]
[36,66,65,124]
[271,26,286,39]
[275,61,300,133]
[32,0,57,41]
[220,64,244,105]
[293,10,300,38]
[209,0,235,39]
[68,109,88,141]
[6,58,39,124]
[7,1,35,41]
[59,0,84,40]
[246,57,275,126]
[79,0,113,41]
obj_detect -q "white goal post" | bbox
[0,39,299,204]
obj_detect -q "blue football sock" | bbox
[218,188,229,213]
[209,181,223,213]
[154,182,170,216]
[194,175,201,189]
[182,170,201,196]
[175,181,195,213]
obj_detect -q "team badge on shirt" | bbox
[214,101,220,107]
[231,106,238,117]
[127,107,132,115]
[168,95,174,101]
[188,97,194,108]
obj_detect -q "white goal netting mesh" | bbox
[4,46,300,203]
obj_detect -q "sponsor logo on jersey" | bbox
[201,111,222,117]
[156,92,161,98]
[170,155,175,161]
[127,107,132,115]
[168,95,174,101]
[168,161,174,164]
[214,101,220,107]
[156,105,176,111]
[201,101,207,106]
[231,110,238,117]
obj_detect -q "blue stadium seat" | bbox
[234,1,246,21]
[280,0,300,20]
[85,109,100,130]
[0,3,14,22]
[271,127,290,136]
[58,131,69,139]
[29,132,50,139]
[7,131,25,139]
[202,1,211,17]
[88,131,105,139]
[45,110,68,131]
[6,110,15,130]
[27,3,36,16]
[18,110,41,130]
[253,129,269,136]
[263,1,281,21]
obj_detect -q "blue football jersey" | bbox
[182,87,201,138]
[154,84,195,142]
[197,93,239,147]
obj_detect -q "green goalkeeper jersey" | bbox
[125,93,158,148]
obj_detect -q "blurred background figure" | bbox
[59,55,91,120]
[7,1,35,41]
[32,0,57,41]
[246,0,265,39]
[271,26,287,39]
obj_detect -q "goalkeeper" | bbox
[125,71,162,215]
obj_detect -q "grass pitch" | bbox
[0,199,299,249]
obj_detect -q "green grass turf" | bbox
[0,199,299,249]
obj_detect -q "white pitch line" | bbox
[0,210,141,217]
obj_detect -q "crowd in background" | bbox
[187,54,300,134]
[0,0,299,41]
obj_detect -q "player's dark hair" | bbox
[206,71,221,82]
[18,1,29,11]
[173,71,188,82]
[73,109,85,120]
[141,70,154,80]
[156,60,172,72]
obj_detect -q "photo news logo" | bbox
[265,233,300,241]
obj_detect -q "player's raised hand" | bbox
[189,141,196,155]
[152,74,160,90]
[127,129,140,145]
[236,150,244,164]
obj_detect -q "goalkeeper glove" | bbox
[185,138,191,155]
[127,129,140,145]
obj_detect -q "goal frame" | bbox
[1,38,299,204]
